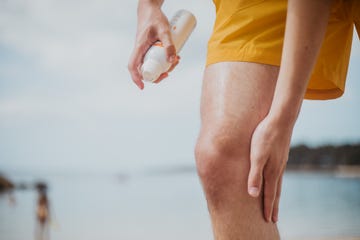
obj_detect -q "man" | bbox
[128,0,359,239]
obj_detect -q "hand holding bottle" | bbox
[141,10,196,82]
[128,0,179,90]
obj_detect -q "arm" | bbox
[269,0,333,124]
[248,0,333,223]
[128,0,178,89]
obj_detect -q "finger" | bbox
[153,56,179,83]
[248,151,267,197]
[159,29,176,63]
[167,56,180,73]
[272,173,283,223]
[128,53,144,90]
[128,37,154,90]
[263,166,279,222]
[153,72,169,84]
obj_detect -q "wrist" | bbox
[137,0,163,21]
[267,102,301,131]
[268,76,305,129]
[138,0,163,10]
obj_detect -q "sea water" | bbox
[0,169,359,240]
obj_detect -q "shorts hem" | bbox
[304,88,344,100]
[206,48,281,67]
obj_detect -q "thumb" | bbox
[248,154,266,197]
[159,29,176,63]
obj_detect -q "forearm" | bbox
[269,0,333,126]
[138,0,164,12]
[137,0,165,30]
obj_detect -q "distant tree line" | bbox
[287,143,360,168]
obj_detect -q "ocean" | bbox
[1,168,359,240]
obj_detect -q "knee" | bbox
[194,129,245,184]
[194,130,250,208]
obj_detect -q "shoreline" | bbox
[286,165,360,178]
[286,237,360,240]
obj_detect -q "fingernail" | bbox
[249,187,259,197]
[273,216,278,223]
[169,55,175,63]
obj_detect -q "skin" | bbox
[128,0,179,89]
[128,0,334,238]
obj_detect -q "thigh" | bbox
[199,61,279,152]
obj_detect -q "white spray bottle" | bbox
[141,10,197,82]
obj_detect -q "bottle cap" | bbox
[141,59,163,82]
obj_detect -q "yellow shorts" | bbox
[207,0,360,100]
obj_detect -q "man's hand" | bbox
[128,1,179,90]
[248,115,292,223]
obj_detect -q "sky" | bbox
[0,0,359,174]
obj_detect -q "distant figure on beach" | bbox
[35,182,50,240]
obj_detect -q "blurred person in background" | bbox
[35,182,50,240]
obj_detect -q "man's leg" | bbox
[195,62,280,240]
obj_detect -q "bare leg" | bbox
[195,62,280,240]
